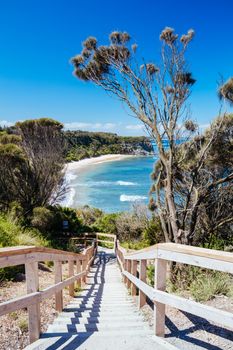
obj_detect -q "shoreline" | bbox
[65,154,136,173]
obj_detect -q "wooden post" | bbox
[25,261,40,343]
[68,260,74,297]
[96,233,98,251]
[131,260,137,296]
[139,259,147,308]
[82,259,87,285]
[154,258,167,337]
[126,260,132,290]
[76,260,81,288]
[54,261,63,312]
[123,258,127,284]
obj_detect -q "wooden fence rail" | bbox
[0,243,97,343]
[1,237,233,345]
[116,241,233,337]
[70,232,116,250]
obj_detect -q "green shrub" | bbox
[189,271,232,302]
[147,264,154,286]
[18,317,28,332]
[93,213,119,234]
[0,216,19,247]
[143,217,163,245]
[76,206,103,226]
[0,215,49,281]
[31,207,54,232]
[167,264,233,302]
[121,240,149,250]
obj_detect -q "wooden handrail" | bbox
[70,232,116,250]
[0,242,97,343]
[115,240,233,337]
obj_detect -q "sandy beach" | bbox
[62,154,151,210]
[65,154,134,172]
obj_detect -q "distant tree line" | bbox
[64,130,153,161]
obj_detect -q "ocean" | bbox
[63,156,155,212]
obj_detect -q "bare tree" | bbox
[71,28,232,244]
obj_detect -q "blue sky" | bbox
[0,0,232,135]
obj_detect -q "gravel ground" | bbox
[0,263,74,350]
[138,295,233,350]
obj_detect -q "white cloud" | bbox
[199,123,210,129]
[125,124,144,130]
[64,122,117,131]
[0,120,14,127]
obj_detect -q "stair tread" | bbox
[24,250,175,350]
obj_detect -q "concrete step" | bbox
[62,310,140,317]
[46,325,153,335]
[66,303,135,308]
[58,310,141,318]
[63,306,136,312]
[26,333,177,350]
[55,315,144,323]
[24,251,178,350]
[50,320,149,330]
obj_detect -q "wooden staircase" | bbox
[25,249,175,349]
[0,234,232,349]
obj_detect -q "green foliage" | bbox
[16,118,63,130]
[17,317,28,332]
[93,213,119,234]
[121,240,149,250]
[76,206,103,227]
[0,118,65,216]
[0,215,49,248]
[0,215,49,281]
[147,264,154,286]
[167,264,233,302]
[31,206,84,249]
[142,216,162,245]
[31,207,54,232]
[64,130,153,161]
[189,271,232,302]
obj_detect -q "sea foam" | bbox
[60,187,76,207]
[120,194,147,202]
[116,181,137,186]
[74,180,138,187]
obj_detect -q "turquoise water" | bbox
[64,156,155,212]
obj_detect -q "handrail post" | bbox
[68,260,74,297]
[76,260,81,288]
[131,260,137,296]
[82,259,87,285]
[154,258,167,337]
[54,261,63,312]
[126,260,132,290]
[25,261,40,343]
[139,259,147,308]
[123,257,127,284]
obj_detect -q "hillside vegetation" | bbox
[64,130,153,161]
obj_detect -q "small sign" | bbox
[63,220,69,230]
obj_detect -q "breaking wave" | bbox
[120,194,147,202]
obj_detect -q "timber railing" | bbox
[0,243,97,343]
[70,232,116,250]
[116,241,233,337]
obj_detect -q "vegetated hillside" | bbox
[64,130,153,161]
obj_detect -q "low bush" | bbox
[189,271,232,302]
[0,215,49,281]
[93,213,119,234]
